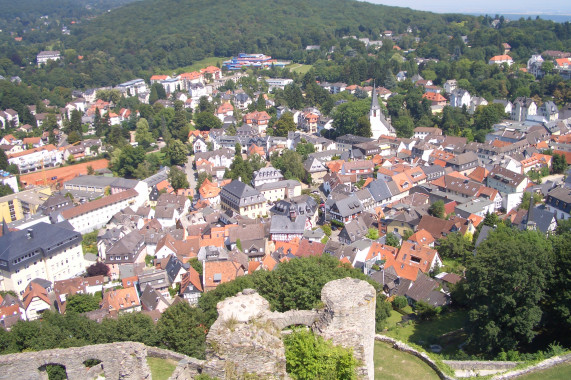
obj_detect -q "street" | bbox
[185,155,197,192]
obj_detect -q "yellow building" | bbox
[220,180,267,219]
[0,187,51,223]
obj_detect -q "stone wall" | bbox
[491,353,571,380]
[201,278,376,380]
[443,360,520,377]
[314,278,377,380]
[375,335,455,380]
[0,342,150,380]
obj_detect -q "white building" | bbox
[0,222,86,296]
[8,145,63,173]
[450,89,471,108]
[58,189,140,234]
[37,51,60,66]
[265,78,294,91]
[370,86,396,139]
[116,79,149,96]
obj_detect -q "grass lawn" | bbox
[374,341,440,380]
[380,310,404,330]
[287,63,313,74]
[146,357,177,380]
[513,362,571,380]
[442,258,466,275]
[384,310,468,356]
[156,57,230,75]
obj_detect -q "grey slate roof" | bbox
[221,180,266,207]
[270,215,306,235]
[0,222,81,272]
[332,194,364,218]
[367,179,394,203]
[165,254,189,284]
[140,285,170,311]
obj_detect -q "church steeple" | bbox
[369,82,396,139]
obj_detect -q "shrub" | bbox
[284,329,357,379]
[392,296,408,310]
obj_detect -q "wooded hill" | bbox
[66,0,452,72]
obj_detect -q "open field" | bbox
[156,57,230,75]
[287,63,313,74]
[384,310,468,356]
[374,341,440,380]
[146,357,177,380]
[513,361,571,380]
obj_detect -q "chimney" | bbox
[27,228,33,239]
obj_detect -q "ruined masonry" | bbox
[203,277,376,379]
[0,278,376,380]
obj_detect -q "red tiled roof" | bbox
[61,188,138,219]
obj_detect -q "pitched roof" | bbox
[22,282,50,309]
[296,239,325,257]
[407,229,435,246]
[101,287,140,311]
[61,189,138,219]
[203,260,243,289]
[180,266,203,293]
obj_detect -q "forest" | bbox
[0,0,569,91]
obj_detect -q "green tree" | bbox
[415,300,438,321]
[0,150,9,171]
[115,313,159,346]
[366,228,379,240]
[274,112,297,137]
[295,140,315,161]
[195,112,222,131]
[437,232,473,262]
[283,83,304,109]
[157,302,208,359]
[165,140,189,166]
[112,145,146,178]
[284,329,358,380]
[135,118,154,149]
[465,225,553,354]
[65,293,102,314]
[428,200,445,219]
[392,295,408,310]
[473,103,506,131]
[552,153,567,174]
[392,115,414,138]
[67,130,82,145]
[332,99,371,137]
[188,258,203,276]
[168,166,189,191]
[376,294,392,332]
[198,96,214,114]
[270,150,307,183]
[385,233,400,248]
[0,184,14,197]
[356,115,372,138]
[519,191,543,210]
[544,226,571,340]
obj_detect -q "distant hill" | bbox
[66,0,453,72]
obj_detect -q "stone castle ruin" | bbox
[0,278,376,379]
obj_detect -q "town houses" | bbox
[0,46,570,331]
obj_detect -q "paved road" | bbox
[541,173,564,183]
[185,155,197,192]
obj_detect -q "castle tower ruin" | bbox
[313,278,377,380]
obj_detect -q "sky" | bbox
[363,0,571,15]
